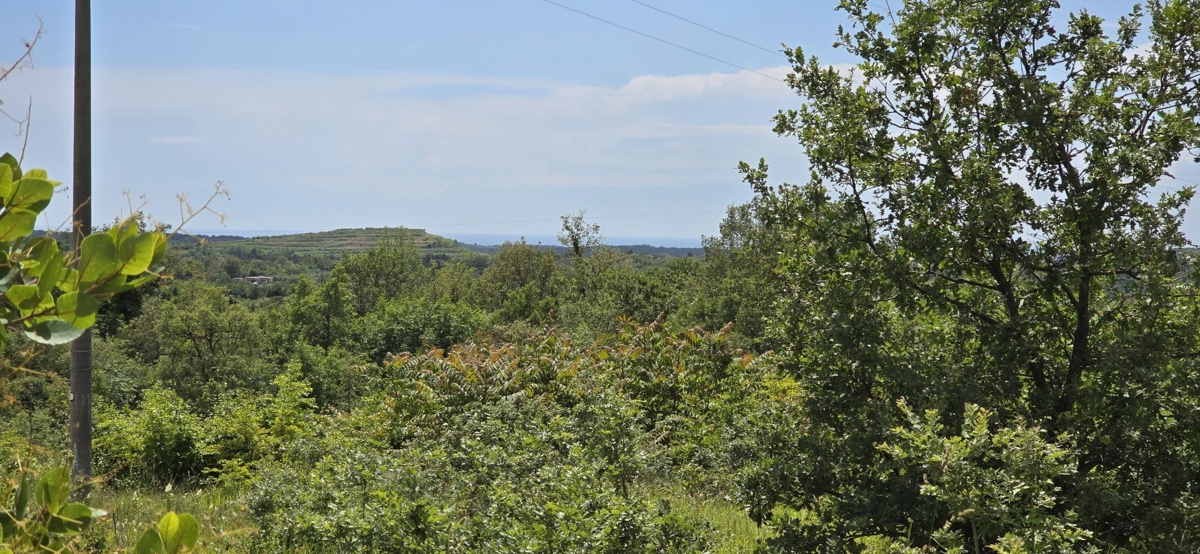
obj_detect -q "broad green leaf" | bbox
[25,319,85,345]
[34,467,69,515]
[124,273,160,289]
[118,232,158,275]
[176,513,200,550]
[57,292,100,329]
[23,168,47,179]
[6,284,42,314]
[0,210,36,242]
[0,161,11,200]
[150,232,168,268]
[37,249,65,296]
[23,237,60,280]
[6,177,55,213]
[90,273,130,296]
[157,512,182,553]
[0,153,21,180]
[58,267,80,293]
[134,527,164,554]
[78,233,118,287]
[108,216,139,246]
[48,503,94,534]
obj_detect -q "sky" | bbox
[1,0,1197,244]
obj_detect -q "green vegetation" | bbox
[5,0,1200,551]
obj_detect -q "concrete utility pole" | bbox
[70,0,93,494]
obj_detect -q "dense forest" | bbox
[5,0,1200,552]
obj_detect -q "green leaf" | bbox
[0,153,21,180]
[57,292,100,330]
[14,475,30,519]
[78,233,119,288]
[124,273,160,289]
[25,319,85,345]
[0,210,36,242]
[5,284,41,313]
[118,232,158,275]
[157,512,183,553]
[37,249,64,296]
[90,273,129,296]
[150,232,168,268]
[57,267,79,293]
[176,513,200,551]
[48,503,94,534]
[23,168,47,179]
[34,467,70,515]
[134,527,164,554]
[6,178,55,214]
[108,216,139,246]
[0,160,12,200]
[23,237,61,280]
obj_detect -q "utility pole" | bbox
[70,0,93,494]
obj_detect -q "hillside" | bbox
[173,227,467,257]
[175,227,706,258]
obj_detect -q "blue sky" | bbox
[2,0,1197,243]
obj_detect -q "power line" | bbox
[539,0,784,83]
[627,0,786,58]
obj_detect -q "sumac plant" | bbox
[0,153,167,350]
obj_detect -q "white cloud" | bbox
[0,64,809,236]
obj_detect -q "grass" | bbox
[662,491,769,553]
[76,484,767,552]
[83,485,257,552]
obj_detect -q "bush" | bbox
[359,298,486,363]
[95,386,204,486]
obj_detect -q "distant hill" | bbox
[171,227,467,257]
[173,228,706,258]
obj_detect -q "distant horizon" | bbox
[185,228,704,248]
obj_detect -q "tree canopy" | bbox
[739,0,1200,550]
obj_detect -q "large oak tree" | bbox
[742,0,1200,551]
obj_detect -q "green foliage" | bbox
[286,274,352,349]
[473,240,558,323]
[96,386,205,486]
[359,298,486,363]
[134,511,200,554]
[120,282,273,407]
[685,201,781,351]
[741,0,1200,550]
[0,155,166,350]
[237,321,763,551]
[558,210,603,259]
[0,467,101,552]
[870,403,1092,553]
[335,230,428,315]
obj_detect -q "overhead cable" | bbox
[540,0,785,83]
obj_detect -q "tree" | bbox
[558,209,603,259]
[741,0,1200,551]
[687,200,782,350]
[473,239,559,323]
[120,282,271,409]
[335,230,427,316]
